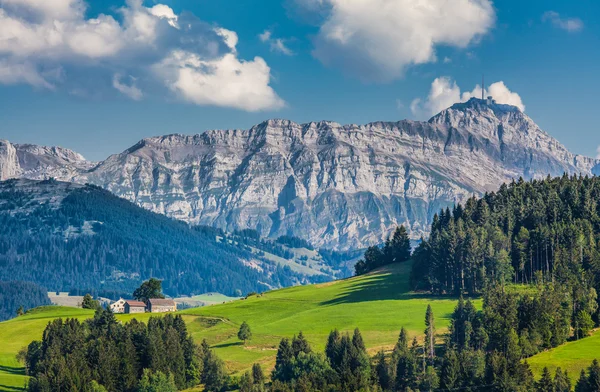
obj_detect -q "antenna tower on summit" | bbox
[481,74,484,100]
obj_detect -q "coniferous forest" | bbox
[0,180,316,297]
[0,281,50,321]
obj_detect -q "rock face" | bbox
[2,98,599,249]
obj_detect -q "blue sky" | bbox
[0,0,598,161]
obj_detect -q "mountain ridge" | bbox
[2,98,598,249]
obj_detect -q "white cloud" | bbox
[542,11,583,33]
[294,0,495,82]
[596,146,600,160]
[153,50,285,112]
[411,77,525,118]
[259,29,294,56]
[112,74,142,100]
[0,0,284,111]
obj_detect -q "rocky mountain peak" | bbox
[2,101,598,249]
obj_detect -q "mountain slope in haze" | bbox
[2,98,598,250]
[0,179,331,297]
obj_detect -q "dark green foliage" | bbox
[23,310,207,392]
[536,367,554,392]
[291,332,311,357]
[0,180,309,297]
[0,280,50,321]
[82,293,101,310]
[355,225,411,275]
[554,368,571,392]
[411,175,600,302]
[133,278,165,303]
[575,360,600,392]
[424,304,435,362]
[238,321,252,344]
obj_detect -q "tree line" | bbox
[19,309,229,392]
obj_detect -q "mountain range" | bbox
[2,97,598,250]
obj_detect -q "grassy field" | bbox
[181,262,479,375]
[528,329,600,379]
[0,262,475,390]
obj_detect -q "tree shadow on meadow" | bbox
[0,365,25,376]
[319,267,459,309]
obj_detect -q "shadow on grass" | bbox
[0,365,25,376]
[212,341,243,349]
[320,266,473,307]
[0,384,25,392]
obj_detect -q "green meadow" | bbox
[1,262,476,390]
[527,328,600,379]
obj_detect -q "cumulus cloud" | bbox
[0,0,284,110]
[259,30,294,56]
[596,146,600,160]
[411,77,525,118]
[294,0,495,82]
[153,51,285,112]
[542,11,583,33]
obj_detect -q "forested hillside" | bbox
[412,174,600,297]
[0,179,315,297]
[0,281,50,321]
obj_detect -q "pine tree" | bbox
[239,371,254,392]
[291,331,311,357]
[440,348,460,390]
[272,338,294,382]
[390,226,412,264]
[424,305,436,362]
[535,367,554,392]
[575,369,589,392]
[554,367,571,392]
[588,359,600,391]
[352,328,366,352]
[374,351,391,391]
[252,363,265,391]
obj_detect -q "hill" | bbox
[0,262,475,390]
[2,99,599,250]
[0,179,333,298]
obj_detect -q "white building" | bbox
[110,298,126,314]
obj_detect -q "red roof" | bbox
[125,300,146,307]
[148,298,176,306]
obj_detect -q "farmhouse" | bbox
[124,300,146,314]
[110,298,126,314]
[148,298,177,313]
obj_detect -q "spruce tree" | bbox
[374,351,391,391]
[272,338,294,382]
[535,367,554,392]
[291,332,311,357]
[554,367,571,392]
[588,359,600,391]
[575,369,589,392]
[440,348,460,390]
[424,305,436,362]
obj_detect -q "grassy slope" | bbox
[527,329,600,379]
[181,262,478,374]
[0,263,476,390]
